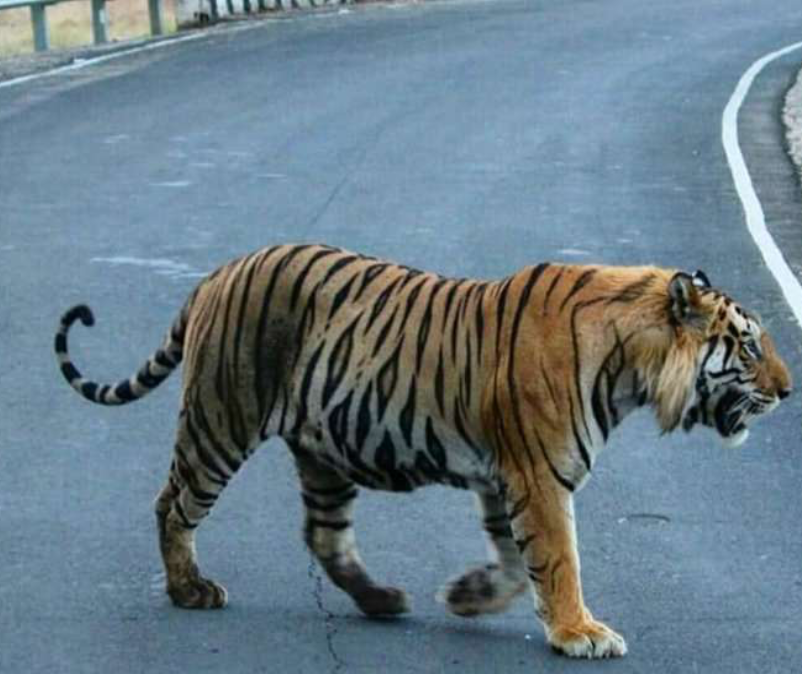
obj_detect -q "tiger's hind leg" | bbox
[155,406,244,609]
[291,444,410,617]
[439,491,528,617]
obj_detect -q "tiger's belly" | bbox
[294,417,495,493]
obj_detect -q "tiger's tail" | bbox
[54,303,185,406]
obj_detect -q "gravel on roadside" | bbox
[784,67,802,182]
[0,35,180,83]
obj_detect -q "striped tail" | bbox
[54,304,184,406]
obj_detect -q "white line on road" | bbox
[723,41,802,327]
[0,32,209,91]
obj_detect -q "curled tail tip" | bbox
[62,304,95,328]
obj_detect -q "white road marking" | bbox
[151,180,192,188]
[722,41,802,327]
[91,256,207,279]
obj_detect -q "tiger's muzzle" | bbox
[682,385,781,448]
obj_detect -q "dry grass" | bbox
[0,0,178,56]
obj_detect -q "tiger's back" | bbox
[183,243,498,491]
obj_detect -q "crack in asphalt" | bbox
[307,555,346,674]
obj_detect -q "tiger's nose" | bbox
[778,387,792,400]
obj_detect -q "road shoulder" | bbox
[739,55,802,290]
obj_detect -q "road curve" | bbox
[1,1,802,673]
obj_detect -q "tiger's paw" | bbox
[438,563,527,617]
[548,619,627,659]
[354,585,410,617]
[167,576,228,610]
[321,556,410,617]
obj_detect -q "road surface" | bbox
[1,1,802,672]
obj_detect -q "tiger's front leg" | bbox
[505,473,627,659]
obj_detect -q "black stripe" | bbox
[541,358,560,411]
[293,341,326,434]
[291,248,339,310]
[473,284,487,365]
[510,266,549,354]
[569,298,607,443]
[364,276,402,334]
[441,280,464,331]
[605,274,656,305]
[54,332,67,354]
[375,430,398,473]
[425,417,447,471]
[505,264,550,459]
[322,314,360,410]
[327,271,360,322]
[514,534,536,552]
[183,414,230,486]
[507,495,529,521]
[81,381,99,401]
[415,279,444,372]
[328,390,354,454]
[307,518,351,532]
[305,483,356,498]
[493,278,513,357]
[543,267,565,313]
[136,363,168,389]
[371,303,400,358]
[569,395,593,472]
[60,361,81,384]
[450,288,465,364]
[230,254,263,380]
[484,525,513,538]
[193,401,242,473]
[590,371,610,443]
[112,379,136,402]
[434,349,445,414]
[353,263,389,301]
[541,437,577,492]
[214,264,242,402]
[461,337,473,408]
[60,304,94,328]
[454,397,482,460]
[173,451,220,504]
[397,276,429,336]
[318,254,361,287]
[252,249,294,424]
[559,269,597,312]
[154,349,176,369]
[375,336,404,421]
[356,381,373,451]
[302,491,357,512]
[483,513,510,526]
[173,499,196,529]
[527,561,548,582]
[396,268,423,294]
[399,378,417,447]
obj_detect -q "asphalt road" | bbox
[2,1,802,672]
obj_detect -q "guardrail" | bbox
[0,0,165,52]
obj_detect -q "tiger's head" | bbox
[658,270,792,447]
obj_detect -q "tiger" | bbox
[54,243,791,659]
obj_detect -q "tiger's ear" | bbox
[668,272,710,330]
[692,269,711,289]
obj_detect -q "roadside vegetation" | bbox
[0,0,178,55]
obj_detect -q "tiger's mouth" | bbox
[682,389,753,447]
